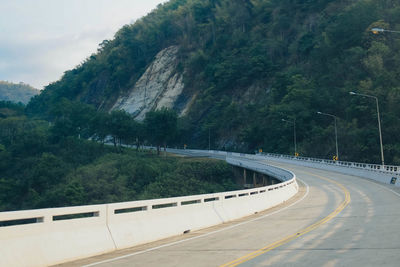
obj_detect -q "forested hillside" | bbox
[27,0,400,164]
[0,101,238,211]
[0,81,39,104]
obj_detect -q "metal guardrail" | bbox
[260,153,400,174]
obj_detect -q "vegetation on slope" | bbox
[0,102,238,212]
[27,0,400,164]
[0,81,39,104]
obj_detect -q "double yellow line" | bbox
[220,172,351,267]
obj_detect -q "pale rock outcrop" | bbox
[112,46,185,120]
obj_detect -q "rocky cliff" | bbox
[112,46,187,120]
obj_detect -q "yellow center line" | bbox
[220,171,351,267]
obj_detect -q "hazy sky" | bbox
[0,0,169,89]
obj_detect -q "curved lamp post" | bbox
[371,27,400,34]
[317,112,339,161]
[350,91,384,167]
[282,118,297,157]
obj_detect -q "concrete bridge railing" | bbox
[258,152,400,187]
[0,151,298,267]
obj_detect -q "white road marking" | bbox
[82,180,310,267]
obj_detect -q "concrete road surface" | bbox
[56,160,400,267]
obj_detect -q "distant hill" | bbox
[0,81,39,104]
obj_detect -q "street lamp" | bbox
[317,111,339,161]
[371,27,400,34]
[208,128,211,151]
[282,118,297,157]
[349,91,385,167]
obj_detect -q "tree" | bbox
[49,99,96,141]
[108,110,135,149]
[144,108,178,155]
[131,120,145,150]
[90,111,110,143]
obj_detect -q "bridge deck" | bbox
[57,160,400,267]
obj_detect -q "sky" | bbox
[0,0,169,90]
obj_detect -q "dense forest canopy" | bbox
[0,81,39,104]
[0,101,238,211]
[27,0,400,164]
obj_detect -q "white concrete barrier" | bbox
[0,152,298,267]
[259,153,400,187]
[106,178,298,250]
[0,205,115,267]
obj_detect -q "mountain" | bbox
[27,0,400,164]
[0,81,39,104]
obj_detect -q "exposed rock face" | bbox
[112,46,185,120]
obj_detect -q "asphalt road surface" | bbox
[57,159,400,267]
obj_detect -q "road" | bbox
[57,159,400,267]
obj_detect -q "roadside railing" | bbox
[260,152,400,174]
[258,152,400,187]
[0,150,298,267]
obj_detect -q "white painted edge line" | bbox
[267,158,400,200]
[368,181,400,198]
[82,179,310,267]
[280,159,400,198]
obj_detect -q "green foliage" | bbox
[25,0,400,164]
[106,110,145,148]
[38,99,145,148]
[0,81,39,104]
[145,108,178,153]
[49,98,96,140]
[0,101,25,117]
[6,0,400,214]
[0,139,237,211]
[140,158,238,199]
[0,102,237,211]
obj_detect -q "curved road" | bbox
[58,159,400,267]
